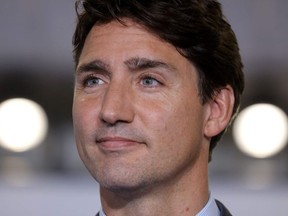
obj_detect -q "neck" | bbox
[99,149,209,216]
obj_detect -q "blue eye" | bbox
[84,77,104,87]
[140,76,160,87]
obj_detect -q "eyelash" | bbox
[139,74,163,87]
[82,74,104,87]
[80,73,163,88]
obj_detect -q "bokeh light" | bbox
[233,103,288,158]
[0,98,48,152]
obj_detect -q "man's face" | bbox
[73,20,211,192]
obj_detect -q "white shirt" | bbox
[196,196,220,216]
[99,196,220,216]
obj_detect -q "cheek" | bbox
[73,99,99,163]
[73,99,97,138]
[140,97,204,149]
[138,101,205,175]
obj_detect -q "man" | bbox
[72,0,244,215]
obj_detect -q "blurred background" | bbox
[0,0,287,215]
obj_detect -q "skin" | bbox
[73,19,234,216]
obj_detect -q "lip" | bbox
[96,136,142,152]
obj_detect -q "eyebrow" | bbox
[76,60,110,74]
[76,57,176,74]
[124,57,175,72]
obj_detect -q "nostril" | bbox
[100,110,119,125]
[99,82,135,125]
[99,96,134,126]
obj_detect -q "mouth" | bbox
[96,136,144,152]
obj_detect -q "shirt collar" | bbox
[196,195,220,216]
[99,209,105,216]
[99,196,220,216]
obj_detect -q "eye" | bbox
[84,76,105,87]
[140,75,161,87]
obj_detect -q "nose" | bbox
[100,81,134,126]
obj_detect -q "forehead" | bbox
[80,19,181,61]
[86,19,163,45]
[78,19,198,81]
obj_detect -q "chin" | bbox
[96,171,153,197]
[101,182,153,199]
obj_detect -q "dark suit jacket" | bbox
[215,200,232,216]
[96,199,232,216]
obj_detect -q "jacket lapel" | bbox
[215,200,232,216]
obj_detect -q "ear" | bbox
[204,85,235,138]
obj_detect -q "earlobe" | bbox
[204,86,235,138]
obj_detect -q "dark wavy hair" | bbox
[73,0,244,161]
